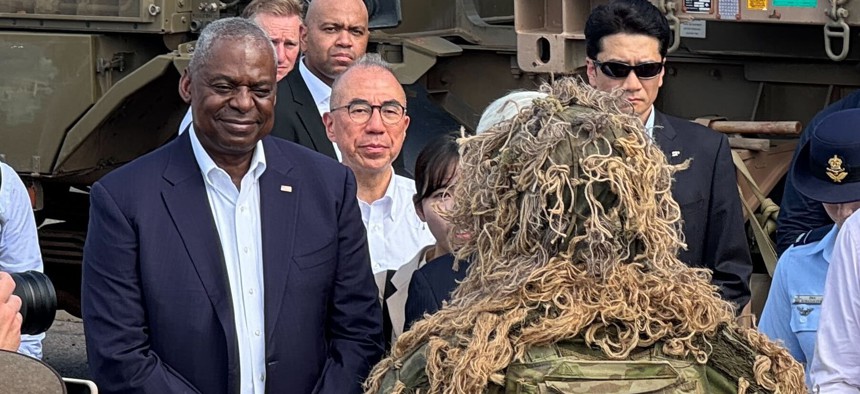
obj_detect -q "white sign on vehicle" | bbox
[680,20,707,39]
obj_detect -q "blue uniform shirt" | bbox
[759,225,836,387]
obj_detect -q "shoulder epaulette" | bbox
[793,224,835,246]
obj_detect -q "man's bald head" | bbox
[301,0,369,86]
[324,54,409,178]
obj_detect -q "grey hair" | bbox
[347,53,393,73]
[330,53,398,106]
[475,90,549,134]
[188,17,277,76]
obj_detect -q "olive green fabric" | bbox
[377,332,748,394]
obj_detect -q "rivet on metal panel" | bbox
[148,4,162,16]
[666,66,677,77]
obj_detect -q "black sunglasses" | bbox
[592,59,664,80]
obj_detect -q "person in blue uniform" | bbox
[759,108,860,387]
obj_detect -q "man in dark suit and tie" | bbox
[272,0,369,161]
[584,0,752,310]
[82,17,383,394]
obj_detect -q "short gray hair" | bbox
[476,91,549,134]
[347,53,393,73]
[188,17,277,76]
[330,53,397,106]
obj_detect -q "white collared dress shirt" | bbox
[644,105,656,139]
[0,162,45,359]
[179,107,193,135]
[299,57,342,161]
[190,127,268,394]
[810,210,860,393]
[359,169,435,274]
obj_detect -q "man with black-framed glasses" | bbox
[585,0,752,312]
[324,54,434,275]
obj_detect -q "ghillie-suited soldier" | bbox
[364,78,805,394]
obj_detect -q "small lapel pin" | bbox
[671,151,681,157]
[280,185,293,193]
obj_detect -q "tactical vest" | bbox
[378,331,760,394]
[501,339,737,394]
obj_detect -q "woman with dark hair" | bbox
[379,133,464,345]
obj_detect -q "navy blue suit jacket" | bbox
[403,254,470,331]
[82,132,383,394]
[655,111,752,309]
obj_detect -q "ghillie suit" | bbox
[364,78,805,394]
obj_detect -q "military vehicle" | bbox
[1,0,857,316]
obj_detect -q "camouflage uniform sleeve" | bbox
[375,343,431,393]
[707,326,805,393]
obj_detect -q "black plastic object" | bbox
[10,271,57,335]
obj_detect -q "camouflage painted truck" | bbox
[2,0,859,315]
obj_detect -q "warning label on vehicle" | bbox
[773,0,816,7]
[748,0,767,10]
[685,0,712,13]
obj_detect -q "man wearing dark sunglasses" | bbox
[585,0,752,313]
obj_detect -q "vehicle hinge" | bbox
[824,0,851,61]
[96,52,131,73]
[657,0,681,53]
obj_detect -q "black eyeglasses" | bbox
[592,59,664,80]
[330,100,406,125]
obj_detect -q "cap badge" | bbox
[827,154,848,183]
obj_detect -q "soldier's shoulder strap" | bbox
[792,224,834,247]
[375,342,431,393]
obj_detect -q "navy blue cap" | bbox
[791,108,860,204]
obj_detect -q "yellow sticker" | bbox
[748,0,767,10]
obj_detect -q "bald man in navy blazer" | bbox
[82,18,382,394]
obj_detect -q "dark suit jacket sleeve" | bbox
[272,76,299,143]
[82,182,201,394]
[707,135,753,309]
[403,268,440,332]
[314,169,384,394]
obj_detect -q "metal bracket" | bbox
[96,53,130,73]
[386,37,463,84]
[658,0,681,53]
[824,0,851,61]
